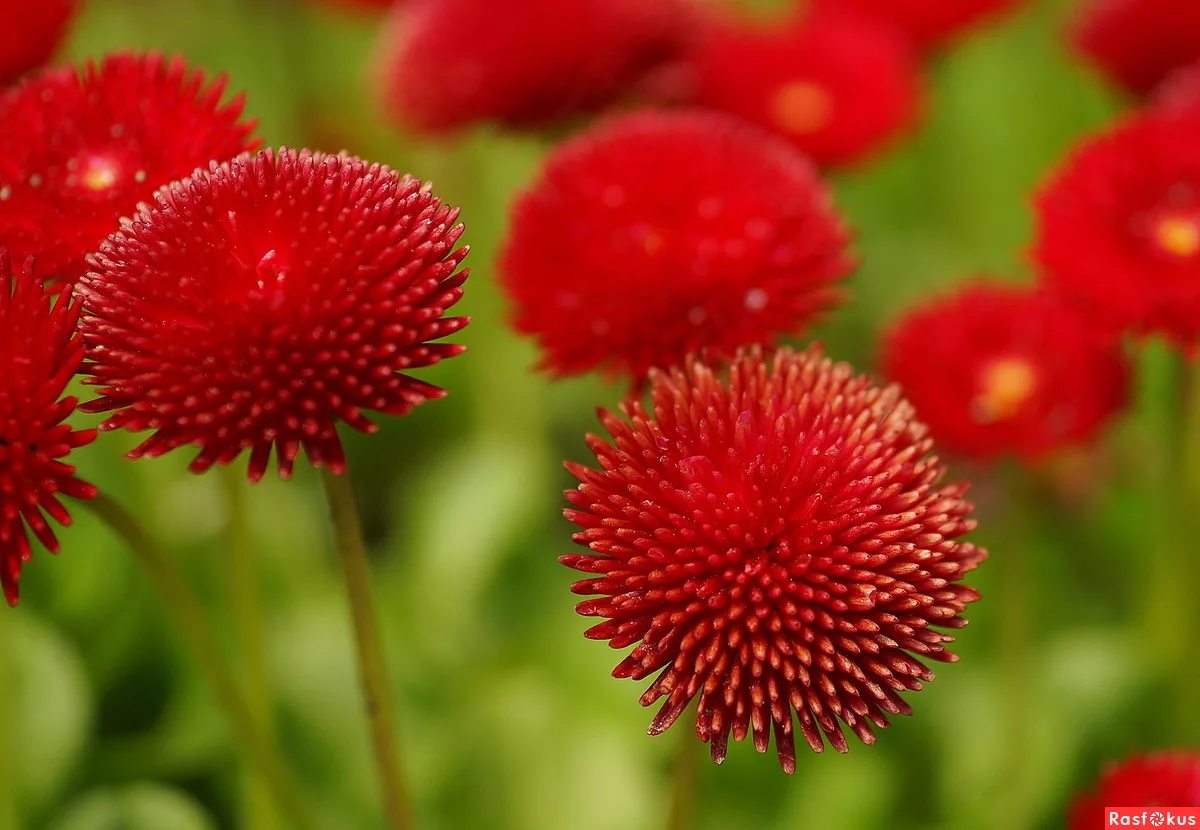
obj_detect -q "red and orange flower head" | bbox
[562,345,986,772]
[1033,112,1200,352]
[500,109,853,384]
[0,0,76,86]
[0,249,97,607]
[678,3,921,167]
[1069,752,1200,829]
[844,0,1024,50]
[881,283,1128,463]
[0,52,257,288]
[375,0,693,132]
[1071,0,1200,95]
[78,147,470,483]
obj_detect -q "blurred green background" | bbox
[2,0,1187,828]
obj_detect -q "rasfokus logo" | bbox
[1107,808,1200,827]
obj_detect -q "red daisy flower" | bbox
[500,109,852,384]
[1069,752,1200,830]
[563,345,986,771]
[881,283,1128,463]
[0,52,258,288]
[0,249,97,607]
[374,0,694,131]
[844,0,1023,49]
[1033,112,1200,351]
[0,0,76,87]
[1071,0,1200,95]
[678,4,921,167]
[78,147,470,482]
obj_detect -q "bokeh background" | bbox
[1,0,1183,828]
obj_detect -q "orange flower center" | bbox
[1154,214,1200,259]
[972,357,1036,423]
[770,80,832,136]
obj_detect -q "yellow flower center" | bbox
[1155,214,1200,258]
[770,80,832,137]
[972,357,1036,424]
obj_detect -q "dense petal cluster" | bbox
[78,147,470,482]
[1069,752,1200,829]
[0,250,97,607]
[845,0,1023,49]
[374,0,693,131]
[678,5,921,167]
[1033,112,1200,350]
[1071,0,1200,94]
[0,0,76,86]
[881,283,1128,463]
[562,345,986,771]
[500,110,853,383]
[0,52,258,287]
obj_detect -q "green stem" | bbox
[85,493,319,830]
[665,709,699,830]
[1170,358,1200,739]
[0,615,19,830]
[320,468,413,830]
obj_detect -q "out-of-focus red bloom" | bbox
[1154,59,1200,116]
[677,4,921,167]
[1069,752,1200,829]
[500,109,853,384]
[0,0,76,87]
[374,0,694,131]
[1072,0,1200,95]
[0,53,258,288]
[563,345,986,771]
[1033,112,1200,351]
[844,0,1023,49]
[881,282,1128,463]
[0,249,97,607]
[78,148,470,482]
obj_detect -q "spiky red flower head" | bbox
[844,0,1023,49]
[1071,0,1200,95]
[0,0,76,86]
[0,52,257,288]
[0,250,97,607]
[78,147,470,482]
[500,109,852,384]
[1069,752,1200,829]
[881,283,1128,463]
[1033,112,1200,351]
[678,3,921,167]
[375,0,693,131]
[562,345,986,771]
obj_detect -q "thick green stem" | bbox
[665,708,699,830]
[1169,358,1200,738]
[85,494,318,830]
[0,615,19,830]
[320,468,412,830]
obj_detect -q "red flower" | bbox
[563,345,986,771]
[0,250,97,607]
[1071,0,1200,95]
[845,0,1023,49]
[677,4,921,167]
[78,148,470,482]
[1069,752,1200,830]
[0,0,76,86]
[1033,112,1200,351]
[374,0,694,131]
[881,283,1128,463]
[1154,59,1200,116]
[499,109,853,383]
[0,53,258,288]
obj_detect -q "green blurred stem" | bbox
[85,493,319,830]
[0,615,19,830]
[220,466,281,830]
[320,468,413,830]
[665,706,699,830]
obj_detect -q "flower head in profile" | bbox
[500,109,853,384]
[1033,112,1200,351]
[78,147,470,482]
[1069,752,1200,829]
[1071,0,1200,94]
[0,250,97,607]
[562,345,986,771]
[0,0,77,86]
[845,0,1023,50]
[881,283,1128,463]
[0,52,258,288]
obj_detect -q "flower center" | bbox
[971,357,1036,424]
[68,152,125,194]
[1153,213,1200,259]
[770,80,833,136]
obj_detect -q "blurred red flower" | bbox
[1069,752,1200,829]
[1071,0,1200,95]
[0,53,257,288]
[500,109,853,384]
[563,345,986,771]
[882,282,1128,463]
[0,0,76,87]
[0,250,97,607]
[844,0,1023,49]
[1154,59,1200,116]
[78,148,469,482]
[1033,112,1200,351]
